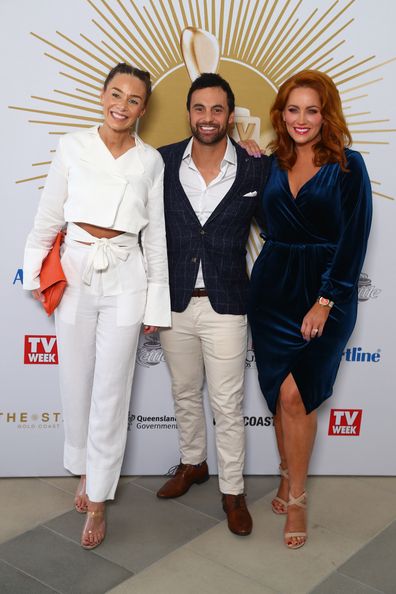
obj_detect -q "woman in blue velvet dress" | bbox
[248,70,372,549]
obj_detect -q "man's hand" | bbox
[32,289,45,303]
[143,325,159,334]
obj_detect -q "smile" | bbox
[110,111,128,121]
[293,127,310,135]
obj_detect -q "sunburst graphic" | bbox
[9,0,396,259]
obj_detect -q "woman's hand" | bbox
[143,325,159,334]
[32,289,45,303]
[237,139,263,158]
[300,302,331,341]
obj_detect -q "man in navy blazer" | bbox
[157,73,269,536]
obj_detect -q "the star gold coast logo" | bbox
[10,0,396,261]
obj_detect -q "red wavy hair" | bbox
[268,70,352,171]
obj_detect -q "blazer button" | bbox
[200,230,205,235]
[191,257,197,263]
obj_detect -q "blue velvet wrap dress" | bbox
[248,149,372,414]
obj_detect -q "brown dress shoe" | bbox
[156,461,209,498]
[222,494,252,536]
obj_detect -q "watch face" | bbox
[319,297,330,306]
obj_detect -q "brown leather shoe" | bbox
[222,494,252,536]
[156,461,209,498]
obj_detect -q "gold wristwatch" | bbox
[317,296,334,308]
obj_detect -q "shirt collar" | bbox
[182,136,236,168]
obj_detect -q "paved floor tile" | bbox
[0,478,73,544]
[356,476,396,495]
[338,520,396,594]
[107,546,278,594]
[310,571,385,594]
[45,481,218,573]
[186,493,363,594]
[0,559,57,594]
[308,477,396,542]
[133,475,278,520]
[0,526,132,594]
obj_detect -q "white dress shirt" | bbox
[179,137,237,288]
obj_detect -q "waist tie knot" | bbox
[82,238,130,286]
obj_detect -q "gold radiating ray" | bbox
[80,33,119,63]
[229,0,246,56]
[211,0,216,36]
[337,58,396,85]
[30,95,102,114]
[195,0,203,29]
[16,174,48,184]
[218,0,226,52]
[234,0,253,57]
[239,0,263,62]
[352,129,396,133]
[56,31,112,69]
[341,78,383,93]
[46,53,104,84]
[258,2,301,71]
[324,55,354,74]
[246,0,292,66]
[203,0,210,31]
[268,1,342,80]
[276,19,354,84]
[60,72,101,91]
[92,19,151,73]
[142,6,177,66]
[32,161,51,167]
[224,0,235,55]
[372,191,394,201]
[31,33,105,77]
[331,56,375,80]
[241,0,274,63]
[342,95,368,103]
[101,40,128,63]
[124,0,170,70]
[352,140,389,144]
[147,1,179,65]
[301,40,344,72]
[54,90,101,105]
[29,120,92,128]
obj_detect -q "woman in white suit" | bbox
[23,63,170,549]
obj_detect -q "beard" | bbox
[190,122,228,145]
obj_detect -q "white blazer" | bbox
[23,126,171,327]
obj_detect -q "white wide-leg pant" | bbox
[160,297,247,495]
[54,224,146,502]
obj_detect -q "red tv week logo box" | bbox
[24,335,58,364]
[328,409,362,436]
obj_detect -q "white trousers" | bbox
[160,297,247,495]
[54,224,146,502]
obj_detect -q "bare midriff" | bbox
[74,222,125,240]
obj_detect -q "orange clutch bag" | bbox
[39,231,67,316]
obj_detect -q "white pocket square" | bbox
[243,191,258,197]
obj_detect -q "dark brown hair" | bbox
[268,69,352,171]
[103,63,152,105]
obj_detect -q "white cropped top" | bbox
[23,126,170,326]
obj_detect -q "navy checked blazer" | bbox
[159,138,270,315]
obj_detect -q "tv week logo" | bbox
[24,336,58,364]
[328,409,362,436]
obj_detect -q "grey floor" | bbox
[0,475,395,594]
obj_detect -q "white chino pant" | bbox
[55,224,146,502]
[160,297,247,495]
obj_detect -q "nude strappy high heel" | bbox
[81,509,106,550]
[74,476,88,514]
[284,491,307,549]
[271,465,288,515]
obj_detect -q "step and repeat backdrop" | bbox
[1,0,395,476]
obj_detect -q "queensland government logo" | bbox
[128,412,177,431]
[136,334,165,368]
[358,273,381,302]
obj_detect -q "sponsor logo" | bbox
[128,412,177,431]
[244,415,274,427]
[0,411,62,430]
[13,268,23,285]
[358,272,381,301]
[136,334,165,367]
[328,409,362,436]
[24,335,58,364]
[342,347,381,363]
